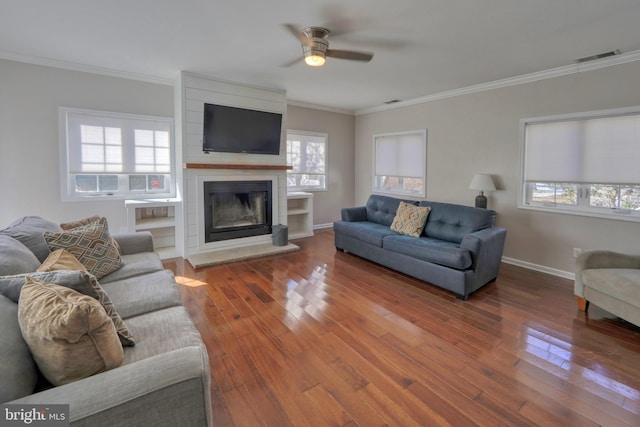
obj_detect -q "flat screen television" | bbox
[202,103,283,155]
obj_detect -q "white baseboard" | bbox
[502,256,575,280]
[313,223,334,230]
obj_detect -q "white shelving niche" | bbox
[287,192,313,240]
[125,199,181,259]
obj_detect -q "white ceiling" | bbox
[3,0,640,112]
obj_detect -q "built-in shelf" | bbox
[125,199,182,259]
[287,192,313,239]
[185,163,292,170]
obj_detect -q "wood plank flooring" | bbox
[163,229,640,427]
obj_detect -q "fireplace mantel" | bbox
[185,163,291,170]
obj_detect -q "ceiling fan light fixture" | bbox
[304,52,326,67]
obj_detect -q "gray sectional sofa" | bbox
[0,216,211,427]
[334,195,507,299]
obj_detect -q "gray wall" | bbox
[285,105,355,227]
[355,60,640,275]
[0,59,174,233]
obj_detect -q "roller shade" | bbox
[374,130,426,178]
[524,113,640,184]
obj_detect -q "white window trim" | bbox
[286,130,328,192]
[372,129,427,198]
[59,107,176,201]
[518,105,640,223]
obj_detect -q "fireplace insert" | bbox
[203,180,272,243]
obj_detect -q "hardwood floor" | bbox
[163,229,640,427]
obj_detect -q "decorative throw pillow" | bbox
[44,217,123,279]
[60,215,121,254]
[36,249,135,346]
[17,277,124,386]
[390,202,431,237]
[59,215,101,230]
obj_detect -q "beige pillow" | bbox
[60,215,101,231]
[37,249,135,346]
[38,248,88,272]
[44,217,123,279]
[390,202,431,237]
[18,277,124,386]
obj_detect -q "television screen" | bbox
[203,103,282,155]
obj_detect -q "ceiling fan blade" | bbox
[283,23,305,43]
[326,49,373,62]
[281,56,303,67]
[283,23,317,47]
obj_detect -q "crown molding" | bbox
[0,50,175,86]
[286,99,355,116]
[356,49,640,116]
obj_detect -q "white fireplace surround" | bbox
[194,174,280,254]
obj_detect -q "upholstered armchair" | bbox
[574,250,640,327]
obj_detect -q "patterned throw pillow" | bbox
[44,217,123,279]
[37,249,134,346]
[60,215,121,254]
[390,202,431,237]
[18,277,123,386]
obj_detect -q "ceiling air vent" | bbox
[575,49,621,63]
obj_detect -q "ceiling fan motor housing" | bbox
[302,27,330,60]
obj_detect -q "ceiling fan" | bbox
[284,24,374,67]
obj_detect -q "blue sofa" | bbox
[334,195,507,299]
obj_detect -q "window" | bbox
[286,131,327,191]
[60,107,174,200]
[373,130,427,197]
[520,106,640,221]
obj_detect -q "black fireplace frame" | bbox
[203,180,272,243]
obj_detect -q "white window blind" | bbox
[374,131,425,178]
[524,113,640,184]
[520,106,640,222]
[372,130,426,197]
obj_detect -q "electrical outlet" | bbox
[573,248,582,258]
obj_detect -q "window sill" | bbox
[518,203,640,223]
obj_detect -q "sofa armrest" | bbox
[341,206,367,222]
[112,232,155,255]
[575,250,640,297]
[10,346,211,427]
[460,227,507,283]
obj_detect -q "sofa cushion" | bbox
[383,235,472,270]
[99,252,164,284]
[366,195,418,227]
[44,217,123,279]
[102,269,182,319]
[0,294,38,402]
[420,201,496,244]
[0,216,62,262]
[390,202,431,237]
[18,277,124,386]
[582,269,640,303]
[121,306,207,365]
[333,220,398,248]
[0,234,40,276]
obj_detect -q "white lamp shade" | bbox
[469,174,496,191]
